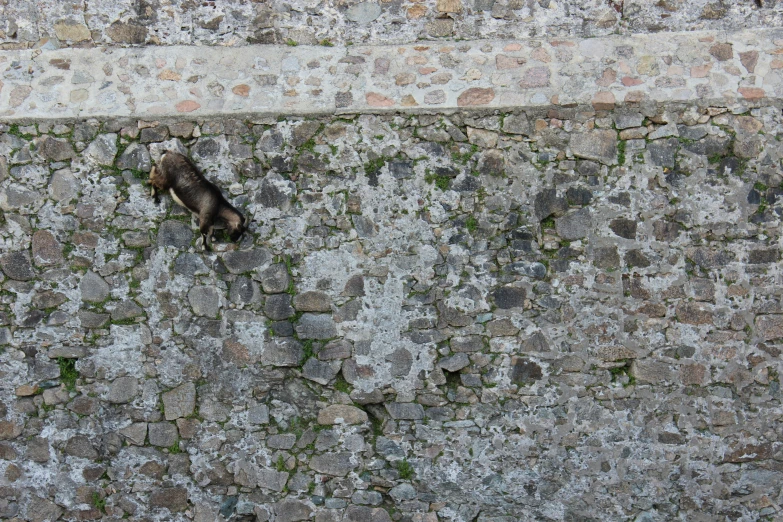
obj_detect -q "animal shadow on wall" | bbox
[149,151,249,251]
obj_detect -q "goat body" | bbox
[149,152,247,250]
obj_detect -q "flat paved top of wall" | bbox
[2,0,783,49]
[2,28,783,121]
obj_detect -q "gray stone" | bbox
[0,421,22,440]
[319,339,352,360]
[302,358,341,385]
[293,290,331,312]
[32,230,63,266]
[148,422,179,447]
[385,402,425,420]
[0,251,34,280]
[502,113,530,135]
[107,376,139,404]
[510,359,543,384]
[261,263,290,293]
[296,313,338,339]
[352,490,384,506]
[534,189,568,219]
[309,452,356,476]
[648,138,679,168]
[26,436,50,463]
[140,126,169,143]
[556,208,591,240]
[387,347,412,377]
[64,435,99,458]
[84,134,118,165]
[1,184,42,211]
[492,286,526,309]
[230,276,259,305]
[223,248,271,274]
[111,300,144,321]
[79,310,110,328]
[389,483,417,501]
[157,220,194,248]
[570,130,617,165]
[267,433,297,449]
[257,469,289,491]
[275,499,313,522]
[49,168,80,201]
[248,404,270,424]
[262,338,304,367]
[438,353,470,372]
[317,404,368,425]
[450,335,484,353]
[37,136,74,161]
[117,143,152,172]
[343,506,393,522]
[25,497,63,522]
[80,270,110,302]
[352,215,377,237]
[174,252,209,276]
[609,218,637,239]
[188,286,221,318]
[265,293,295,320]
[613,112,644,129]
[148,487,189,512]
[346,2,382,23]
[163,382,196,420]
[119,423,147,445]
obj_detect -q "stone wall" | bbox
[1,101,783,521]
[2,0,783,50]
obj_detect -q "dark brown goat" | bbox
[149,151,248,250]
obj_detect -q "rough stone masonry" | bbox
[2,2,783,522]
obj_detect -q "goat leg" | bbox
[198,212,215,252]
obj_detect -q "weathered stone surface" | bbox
[0,252,34,280]
[385,402,425,420]
[148,422,179,447]
[293,290,331,312]
[0,421,23,441]
[80,271,110,302]
[570,130,617,165]
[296,313,338,339]
[32,230,64,266]
[163,382,196,420]
[84,134,118,166]
[556,208,591,240]
[275,499,313,522]
[318,404,368,425]
[149,487,189,512]
[492,286,526,309]
[38,136,75,161]
[116,143,152,172]
[188,286,221,318]
[302,358,341,384]
[107,376,139,404]
[262,338,304,366]
[157,220,193,248]
[756,315,783,341]
[310,452,357,477]
[223,248,271,274]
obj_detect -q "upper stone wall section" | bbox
[2,0,783,49]
[2,29,782,121]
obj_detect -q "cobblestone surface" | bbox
[3,28,783,121]
[1,102,783,520]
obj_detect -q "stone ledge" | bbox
[2,28,782,121]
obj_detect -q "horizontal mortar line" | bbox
[1,27,782,121]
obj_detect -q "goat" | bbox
[149,151,248,251]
